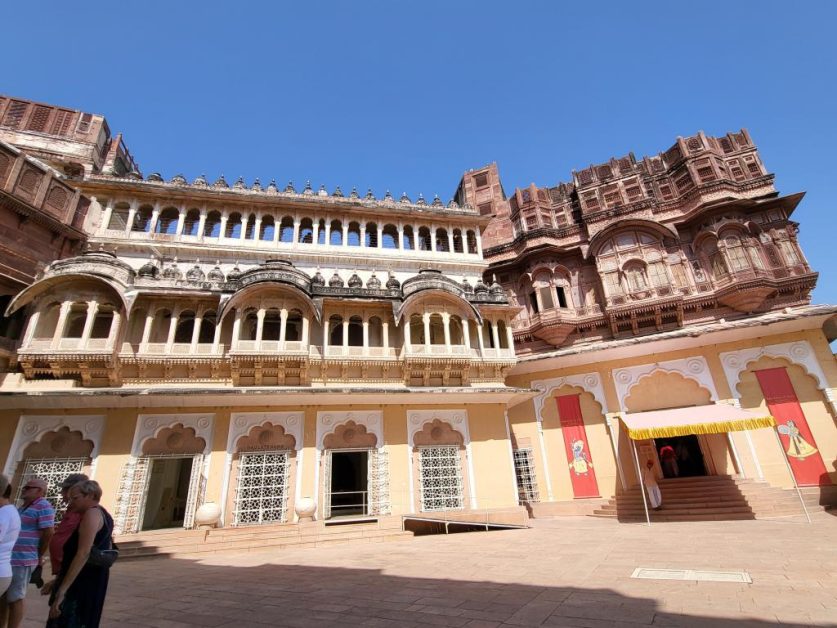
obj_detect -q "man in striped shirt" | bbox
[7,477,54,628]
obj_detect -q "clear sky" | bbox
[5,1,836,303]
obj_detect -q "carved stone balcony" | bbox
[17,337,121,387]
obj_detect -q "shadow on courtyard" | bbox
[25,554,811,628]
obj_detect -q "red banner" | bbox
[754,367,830,486]
[556,394,600,498]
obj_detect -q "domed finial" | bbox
[349,187,359,199]
[318,184,328,196]
[303,180,313,194]
[365,188,375,200]
[284,180,296,193]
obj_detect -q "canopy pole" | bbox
[629,438,651,527]
[771,427,811,524]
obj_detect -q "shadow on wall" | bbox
[26,555,807,627]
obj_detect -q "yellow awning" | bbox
[621,404,775,441]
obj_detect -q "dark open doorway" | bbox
[329,450,369,518]
[142,457,193,530]
[655,435,706,478]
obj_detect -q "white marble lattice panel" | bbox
[131,413,215,456]
[612,357,719,409]
[531,372,609,421]
[4,415,105,476]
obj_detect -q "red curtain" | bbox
[754,367,830,486]
[556,394,600,498]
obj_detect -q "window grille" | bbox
[232,451,290,526]
[368,448,391,516]
[418,446,464,512]
[513,449,539,504]
[17,458,87,522]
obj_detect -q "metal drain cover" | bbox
[631,568,751,583]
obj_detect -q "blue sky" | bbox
[5,1,836,303]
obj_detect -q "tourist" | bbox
[0,474,21,597]
[659,444,678,478]
[47,480,114,628]
[643,460,662,510]
[45,474,88,581]
[8,477,53,628]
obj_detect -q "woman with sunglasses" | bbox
[0,474,21,597]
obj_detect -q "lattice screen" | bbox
[513,448,540,504]
[113,456,151,535]
[17,458,87,522]
[418,446,464,511]
[321,450,332,519]
[232,451,290,526]
[368,448,391,515]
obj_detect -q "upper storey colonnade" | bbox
[89,176,485,260]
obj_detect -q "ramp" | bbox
[402,515,529,536]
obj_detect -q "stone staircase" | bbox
[116,516,414,560]
[591,475,828,522]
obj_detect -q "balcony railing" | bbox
[21,338,117,352]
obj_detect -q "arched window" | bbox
[198,312,216,344]
[286,310,303,342]
[466,230,478,254]
[262,309,281,341]
[260,215,275,241]
[409,314,424,345]
[183,209,201,236]
[722,234,751,272]
[155,207,179,234]
[623,261,649,292]
[204,211,221,238]
[347,222,361,246]
[450,316,464,345]
[150,309,172,343]
[402,226,415,250]
[63,303,87,338]
[778,240,801,266]
[243,309,259,341]
[132,205,153,232]
[317,220,327,245]
[108,202,131,230]
[497,320,509,349]
[382,225,398,249]
[646,262,668,288]
[368,316,383,347]
[174,311,196,343]
[299,218,313,244]
[330,220,343,245]
[328,315,343,345]
[90,304,115,339]
[279,216,294,242]
[435,228,450,252]
[482,320,495,348]
[244,213,256,240]
[225,213,242,239]
[365,222,378,247]
[452,229,463,253]
[348,316,363,346]
[418,227,432,251]
[429,314,445,344]
[701,237,728,278]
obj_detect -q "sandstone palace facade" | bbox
[0,95,833,547]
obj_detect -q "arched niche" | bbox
[141,423,207,456]
[624,371,713,413]
[322,421,378,450]
[412,419,464,447]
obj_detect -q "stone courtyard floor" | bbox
[22,513,837,627]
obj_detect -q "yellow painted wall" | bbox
[383,406,411,514]
[92,409,137,513]
[466,404,518,509]
[204,409,230,506]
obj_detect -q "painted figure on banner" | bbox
[569,440,593,476]
[778,421,818,459]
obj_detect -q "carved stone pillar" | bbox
[190,313,203,352]
[382,322,389,350]
[279,309,288,343]
[397,224,404,250]
[362,319,369,349]
[125,202,137,235]
[377,224,383,248]
[301,316,310,345]
[51,301,72,349]
[491,321,501,352]
[324,219,331,245]
[106,311,121,349]
[149,202,161,234]
[140,311,154,352]
[447,229,455,254]
[197,208,207,239]
[476,323,486,357]
[165,312,179,350]
[79,301,99,346]
[292,218,300,245]
[240,214,250,241]
[219,213,229,239]
[505,322,514,351]
[462,319,472,351]
[21,308,40,346]
[476,230,483,256]
[232,309,242,349]
[342,222,349,247]
[342,319,349,348]
[442,312,451,349]
[253,216,262,242]
[175,205,186,236]
[255,308,266,349]
[423,313,431,349]
[100,200,113,234]
[360,224,367,247]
